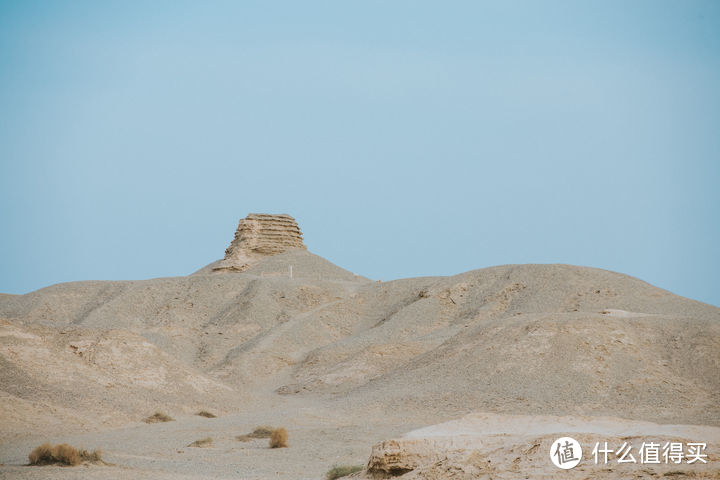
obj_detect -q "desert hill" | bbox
[2,253,718,429]
[0,214,718,479]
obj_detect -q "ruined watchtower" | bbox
[214,213,306,272]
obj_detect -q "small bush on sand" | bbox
[250,426,274,437]
[78,448,103,463]
[143,412,173,423]
[29,443,65,466]
[269,427,288,448]
[326,465,363,480]
[196,410,216,418]
[188,437,213,448]
[28,443,102,466]
[236,425,275,442]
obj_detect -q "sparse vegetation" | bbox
[250,426,274,437]
[78,448,103,463]
[196,410,216,418]
[188,437,213,448]
[143,411,173,423]
[28,443,102,466]
[326,465,363,479]
[269,427,288,448]
[236,425,275,442]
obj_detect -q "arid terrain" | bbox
[1,216,718,479]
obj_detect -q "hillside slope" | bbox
[2,252,718,434]
[0,251,718,480]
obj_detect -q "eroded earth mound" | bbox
[0,216,718,479]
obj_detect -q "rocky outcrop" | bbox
[361,413,720,479]
[214,214,305,272]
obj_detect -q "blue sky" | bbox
[1,1,718,306]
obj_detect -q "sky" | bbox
[1,1,718,306]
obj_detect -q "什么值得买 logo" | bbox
[550,437,582,469]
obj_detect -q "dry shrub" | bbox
[53,444,80,466]
[28,443,102,466]
[236,425,274,442]
[188,437,213,448]
[79,448,103,463]
[326,465,363,480]
[269,427,288,448]
[28,443,55,465]
[143,412,173,423]
[250,426,273,437]
[196,410,216,418]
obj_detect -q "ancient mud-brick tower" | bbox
[214,213,306,271]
